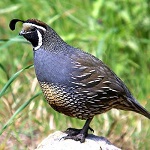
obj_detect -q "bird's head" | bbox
[9,19,50,50]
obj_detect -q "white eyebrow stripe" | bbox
[23,23,46,31]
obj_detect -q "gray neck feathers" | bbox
[40,27,68,53]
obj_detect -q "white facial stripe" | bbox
[34,30,42,50]
[23,23,46,32]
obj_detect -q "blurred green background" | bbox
[0,0,150,149]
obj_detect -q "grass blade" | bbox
[0,91,42,135]
[0,64,33,98]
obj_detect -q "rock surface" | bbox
[35,131,121,150]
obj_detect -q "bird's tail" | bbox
[129,98,150,119]
[116,97,150,119]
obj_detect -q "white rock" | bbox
[35,131,121,150]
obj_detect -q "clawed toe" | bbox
[65,128,81,136]
[65,126,94,136]
[89,126,94,133]
[63,133,86,143]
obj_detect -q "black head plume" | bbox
[9,19,25,30]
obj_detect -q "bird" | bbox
[9,18,150,143]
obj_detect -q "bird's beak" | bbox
[19,30,25,36]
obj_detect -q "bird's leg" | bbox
[64,118,93,143]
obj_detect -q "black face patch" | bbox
[23,30,39,47]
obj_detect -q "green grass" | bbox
[0,0,150,149]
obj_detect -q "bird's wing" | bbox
[70,49,131,109]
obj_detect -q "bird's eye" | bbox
[30,27,36,32]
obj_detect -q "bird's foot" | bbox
[65,127,94,136]
[63,132,86,143]
[63,127,94,143]
[65,128,82,136]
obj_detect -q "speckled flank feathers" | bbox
[40,82,91,119]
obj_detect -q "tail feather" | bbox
[129,98,150,119]
[116,97,150,119]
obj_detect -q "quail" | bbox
[9,19,150,143]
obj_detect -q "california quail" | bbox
[9,19,150,143]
